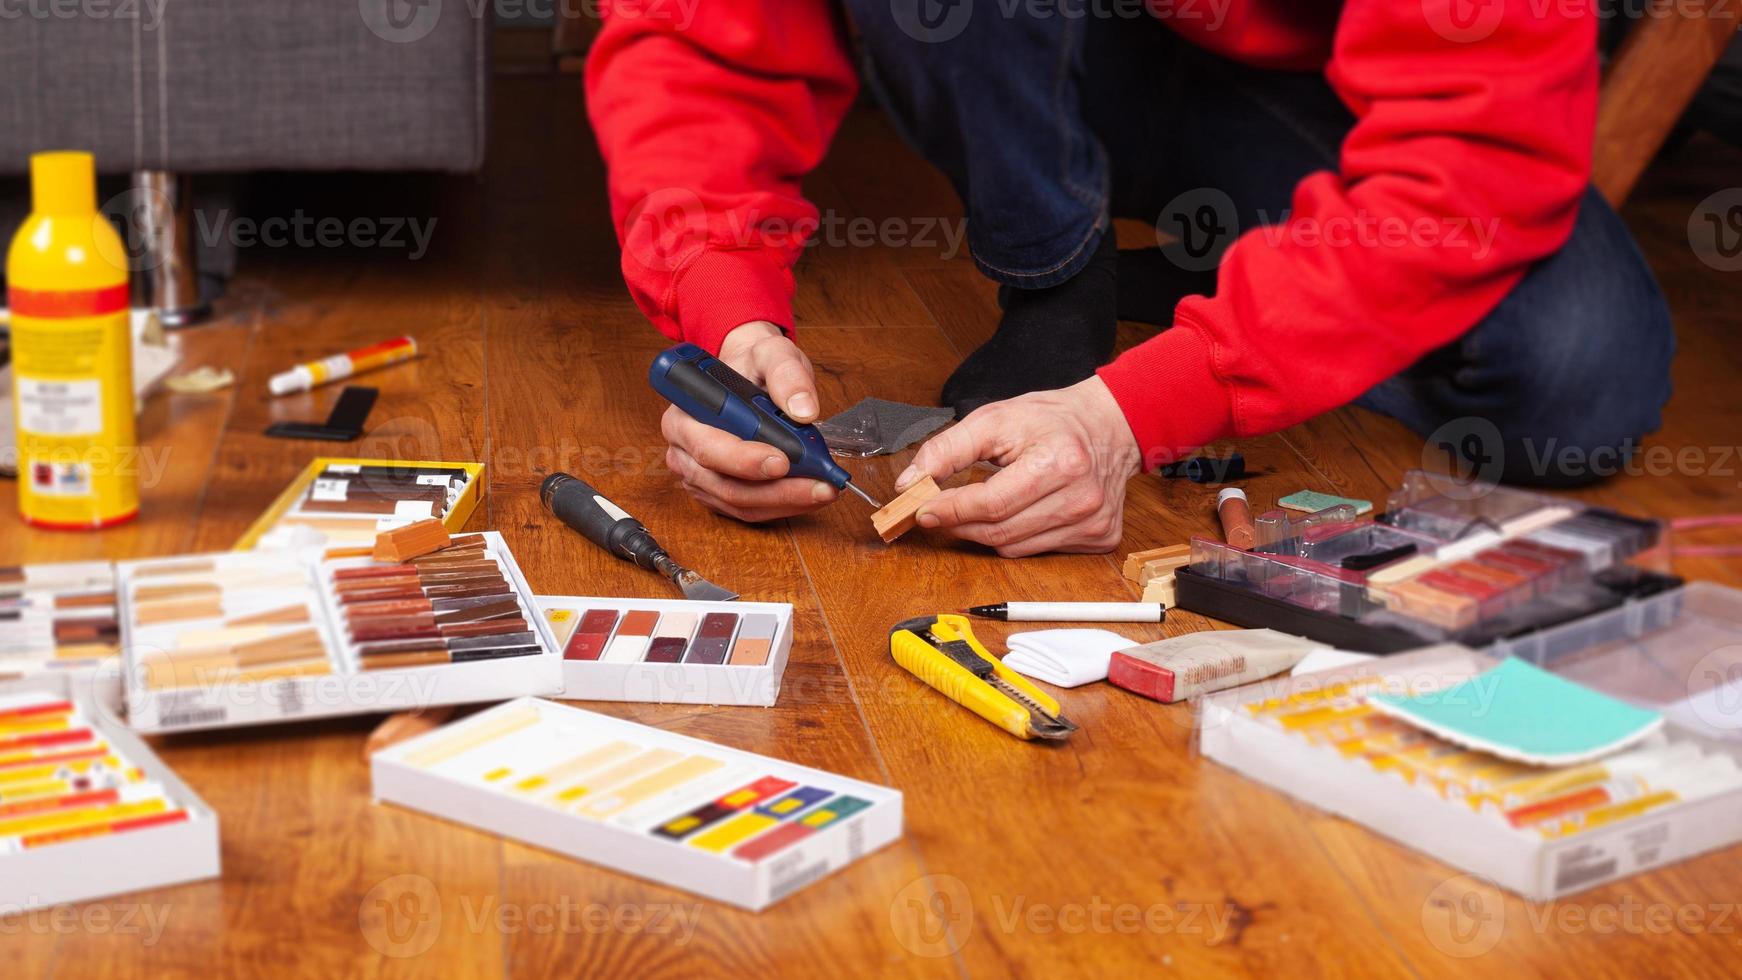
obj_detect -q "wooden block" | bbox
[372,519,451,562]
[1122,544,1191,583]
[871,476,941,543]
[1141,573,1175,608]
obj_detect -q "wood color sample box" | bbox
[233,458,485,551]
[540,597,795,706]
[119,532,561,733]
[0,674,220,911]
[372,697,903,910]
[1200,591,1742,900]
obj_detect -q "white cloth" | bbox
[1002,629,1136,688]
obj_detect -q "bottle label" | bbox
[8,283,138,528]
[15,376,103,436]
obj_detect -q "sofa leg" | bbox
[129,170,211,328]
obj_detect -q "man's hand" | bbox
[662,320,838,521]
[894,378,1141,557]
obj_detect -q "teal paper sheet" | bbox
[1368,658,1665,766]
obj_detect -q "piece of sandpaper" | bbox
[816,397,954,457]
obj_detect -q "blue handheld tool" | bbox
[650,343,883,508]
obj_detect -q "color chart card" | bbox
[373,698,901,910]
[0,561,118,680]
[539,597,794,706]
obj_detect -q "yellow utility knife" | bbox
[888,614,1077,741]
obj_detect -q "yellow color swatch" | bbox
[688,812,777,852]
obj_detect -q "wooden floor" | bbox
[6,65,1742,979]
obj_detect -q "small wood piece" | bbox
[1141,573,1176,608]
[1137,553,1193,585]
[372,519,452,562]
[872,476,941,543]
[1123,544,1190,584]
[364,706,459,762]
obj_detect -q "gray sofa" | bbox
[1,1,491,320]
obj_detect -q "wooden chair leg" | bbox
[1594,0,1740,206]
[553,1,601,75]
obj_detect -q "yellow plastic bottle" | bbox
[6,151,138,529]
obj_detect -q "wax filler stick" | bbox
[541,473,738,602]
[650,343,883,509]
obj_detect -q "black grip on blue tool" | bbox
[540,472,675,577]
[649,343,852,489]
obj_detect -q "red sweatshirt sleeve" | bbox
[585,1,858,353]
[1098,3,1597,468]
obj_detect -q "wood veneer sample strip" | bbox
[372,519,452,562]
[871,476,941,543]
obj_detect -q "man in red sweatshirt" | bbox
[587,2,1673,557]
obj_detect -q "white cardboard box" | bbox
[1198,643,1742,900]
[0,673,220,913]
[537,596,794,706]
[372,697,902,910]
[121,532,561,733]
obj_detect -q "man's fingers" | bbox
[662,405,789,479]
[897,408,1005,491]
[752,340,819,422]
[983,524,1122,559]
[914,463,1052,529]
[667,447,835,514]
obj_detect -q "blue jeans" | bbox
[848,3,1676,486]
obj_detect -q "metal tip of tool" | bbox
[675,569,739,602]
[844,481,882,509]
